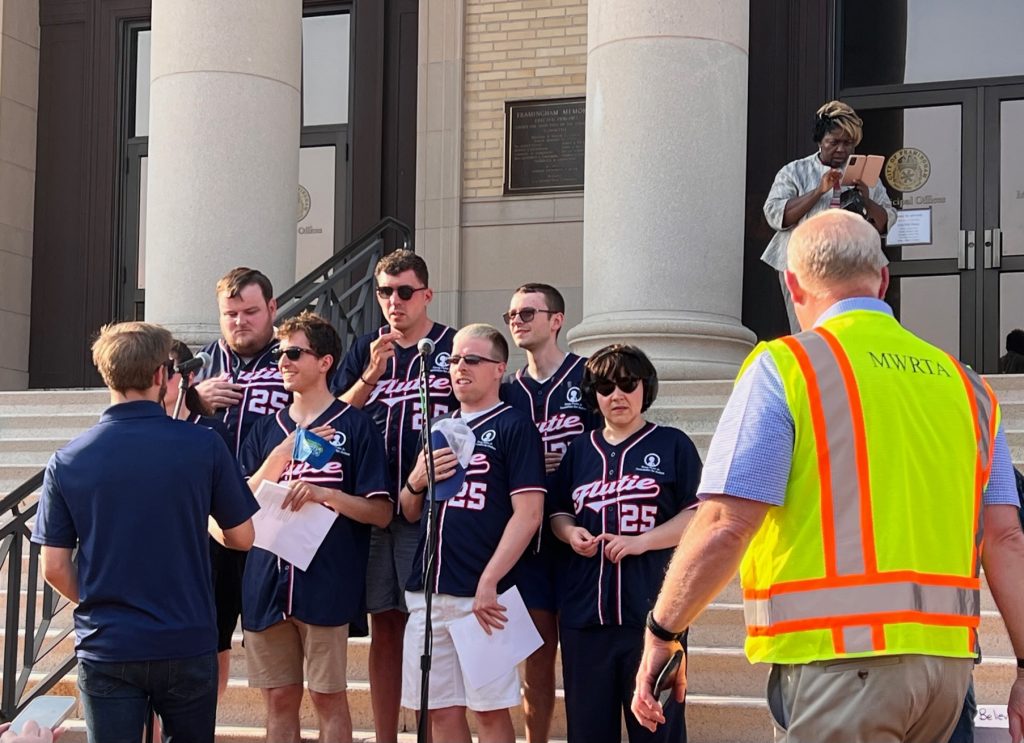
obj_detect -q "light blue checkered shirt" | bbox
[698,298,1018,507]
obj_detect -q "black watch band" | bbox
[1016,657,1024,670]
[646,611,684,642]
[406,481,426,496]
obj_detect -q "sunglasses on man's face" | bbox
[591,376,641,397]
[271,346,320,362]
[449,353,502,367]
[501,307,557,325]
[376,285,427,301]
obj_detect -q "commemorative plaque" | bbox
[504,98,585,194]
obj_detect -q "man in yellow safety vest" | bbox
[631,209,1024,742]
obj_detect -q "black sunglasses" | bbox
[376,285,427,301]
[502,307,557,325]
[450,353,502,366]
[591,376,641,396]
[271,346,320,362]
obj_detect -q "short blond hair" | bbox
[455,323,509,362]
[91,322,173,392]
[788,211,887,292]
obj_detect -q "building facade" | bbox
[1,0,1023,388]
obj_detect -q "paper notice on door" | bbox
[448,586,543,690]
[251,480,336,571]
[886,207,932,246]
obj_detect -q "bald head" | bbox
[787,210,888,296]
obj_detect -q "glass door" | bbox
[843,89,981,366]
[984,84,1024,372]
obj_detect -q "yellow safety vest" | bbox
[738,308,998,665]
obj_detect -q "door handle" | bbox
[959,230,975,270]
[992,227,1002,269]
[984,229,994,269]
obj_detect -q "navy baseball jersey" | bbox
[195,338,291,456]
[330,322,457,513]
[407,404,547,598]
[238,400,390,632]
[551,422,701,628]
[500,353,602,466]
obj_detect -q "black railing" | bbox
[276,216,413,348]
[0,473,76,722]
[0,215,414,722]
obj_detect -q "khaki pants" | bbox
[768,654,974,743]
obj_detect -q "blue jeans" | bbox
[77,652,217,743]
[946,678,976,743]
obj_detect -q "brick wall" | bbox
[463,0,587,198]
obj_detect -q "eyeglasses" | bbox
[502,307,558,325]
[591,376,641,396]
[376,285,427,301]
[449,354,502,366]
[271,346,320,362]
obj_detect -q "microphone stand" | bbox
[171,370,190,421]
[416,352,439,743]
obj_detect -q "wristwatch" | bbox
[646,611,685,642]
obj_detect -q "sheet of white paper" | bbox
[251,480,337,571]
[448,586,543,689]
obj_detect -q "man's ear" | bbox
[267,298,278,316]
[878,266,890,299]
[784,270,806,306]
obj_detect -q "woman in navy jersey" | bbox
[550,345,702,743]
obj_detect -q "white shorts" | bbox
[401,591,522,712]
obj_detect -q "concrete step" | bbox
[0,414,102,440]
[37,673,773,743]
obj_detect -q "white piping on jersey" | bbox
[589,423,660,625]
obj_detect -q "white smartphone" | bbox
[9,695,76,734]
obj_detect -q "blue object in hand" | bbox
[293,427,334,469]
[431,429,467,502]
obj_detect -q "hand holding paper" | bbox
[251,480,336,571]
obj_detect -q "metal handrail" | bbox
[275,216,413,349]
[0,215,414,721]
[0,472,76,722]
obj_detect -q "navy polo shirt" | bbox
[31,401,258,662]
[550,423,701,629]
[239,400,390,632]
[407,405,547,597]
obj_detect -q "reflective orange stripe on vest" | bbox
[742,328,995,655]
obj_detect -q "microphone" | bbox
[417,338,435,357]
[175,350,212,375]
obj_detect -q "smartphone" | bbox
[653,649,684,707]
[841,154,884,188]
[9,695,76,734]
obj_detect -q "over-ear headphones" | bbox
[580,344,659,414]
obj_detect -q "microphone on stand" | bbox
[417,337,436,357]
[175,350,212,375]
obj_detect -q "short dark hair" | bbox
[376,249,429,287]
[514,283,565,314]
[277,311,342,378]
[216,267,274,302]
[1007,329,1024,355]
[583,344,659,412]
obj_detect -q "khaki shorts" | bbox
[244,617,349,694]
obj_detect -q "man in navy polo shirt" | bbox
[32,322,257,743]
[241,312,391,743]
[401,323,545,743]
[501,283,602,743]
[331,249,457,743]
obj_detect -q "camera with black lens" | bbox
[839,188,869,219]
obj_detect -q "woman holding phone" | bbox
[762,100,897,333]
[549,344,702,743]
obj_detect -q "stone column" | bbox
[145,1,301,344]
[567,0,755,379]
